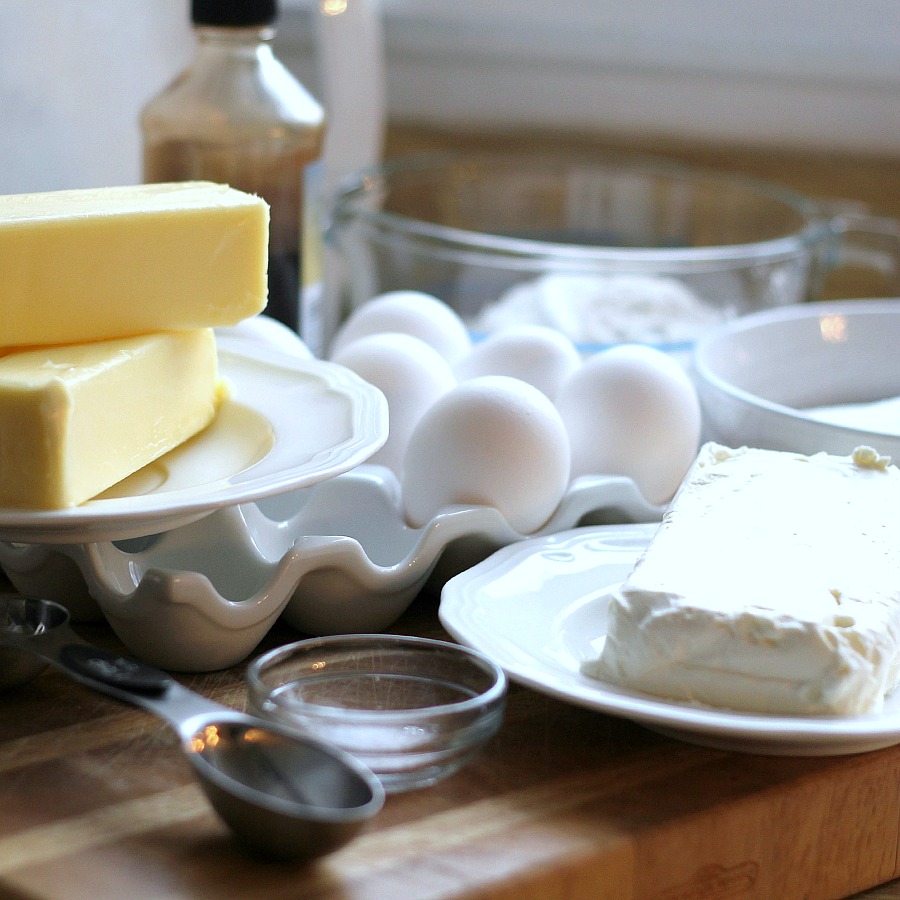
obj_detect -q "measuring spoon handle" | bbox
[3,619,228,726]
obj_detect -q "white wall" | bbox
[282,0,900,156]
[0,0,193,193]
[0,0,895,196]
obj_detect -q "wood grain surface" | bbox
[1,583,900,900]
[0,125,897,899]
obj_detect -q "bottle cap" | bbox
[191,0,278,27]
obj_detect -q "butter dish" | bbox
[0,339,388,542]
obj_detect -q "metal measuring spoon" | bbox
[0,594,384,861]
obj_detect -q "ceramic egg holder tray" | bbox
[0,466,663,672]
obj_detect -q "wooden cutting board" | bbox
[0,590,898,900]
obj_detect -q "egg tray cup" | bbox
[0,465,664,672]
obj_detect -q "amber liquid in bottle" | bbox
[141,23,325,333]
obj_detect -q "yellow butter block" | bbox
[0,329,223,508]
[0,181,269,346]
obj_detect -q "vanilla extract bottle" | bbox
[141,0,325,334]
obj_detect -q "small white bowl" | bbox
[693,299,900,457]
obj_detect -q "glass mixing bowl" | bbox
[322,151,898,355]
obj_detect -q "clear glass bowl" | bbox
[245,634,507,793]
[323,150,897,355]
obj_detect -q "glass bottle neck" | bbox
[193,24,278,55]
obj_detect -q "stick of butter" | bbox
[0,182,268,346]
[0,329,224,508]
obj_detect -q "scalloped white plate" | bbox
[439,525,900,756]
[0,339,388,543]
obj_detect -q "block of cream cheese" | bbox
[584,443,900,716]
[0,329,223,508]
[0,181,268,346]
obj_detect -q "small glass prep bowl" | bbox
[245,634,507,793]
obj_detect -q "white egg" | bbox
[454,325,581,399]
[216,314,313,359]
[332,333,457,476]
[555,343,701,505]
[330,290,472,363]
[402,375,571,534]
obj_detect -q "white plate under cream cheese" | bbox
[440,524,900,756]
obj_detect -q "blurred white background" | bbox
[343,0,899,154]
[0,1,192,192]
[0,0,897,194]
